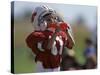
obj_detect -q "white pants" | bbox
[36,61,60,72]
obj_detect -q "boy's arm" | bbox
[65,23,75,49]
[65,30,75,49]
[26,32,45,55]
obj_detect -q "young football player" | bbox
[26,5,75,72]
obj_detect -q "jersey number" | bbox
[51,36,63,55]
[37,36,64,55]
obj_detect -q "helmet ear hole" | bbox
[31,12,37,22]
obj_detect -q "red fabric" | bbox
[59,22,69,31]
[47,22,69,32]
[26,30,68,69]
[26,31,45,55]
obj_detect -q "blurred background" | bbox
[12,1,97,73]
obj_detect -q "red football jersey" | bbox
[26,29,68,69]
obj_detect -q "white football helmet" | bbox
[31,5,56,31]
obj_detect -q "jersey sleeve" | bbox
[60,31,73,49]
[26,31,45,55]
[59,22,69,31]
[62,22,75,49]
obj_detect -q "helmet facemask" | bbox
[38,13,59,31]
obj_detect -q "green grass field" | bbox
[14,19,91,73]
[14,20,37,73]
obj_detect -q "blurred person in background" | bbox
[91,27,97,55]
[83,38,97,69]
